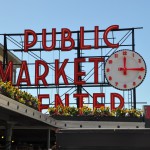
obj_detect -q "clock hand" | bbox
[123,57,126,68]
[118,67,145,71]
[118,67,125,71]
[123,57,127,75]
[126,67,145,71]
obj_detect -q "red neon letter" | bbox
[74,58,86,85]
[35,60,49,86]
[73,93,89,114]
[38,94,49,112]
[94,26,99,49]
[55,59,69,85]
[17,61,31,86]
[0,61,13,82]
[93,93,105,109]
[80,27,92,49]
[103,25,119,48]
[89,58,104,84]
[61,28,75,51]
[42,28,56,51]
[24,30,37,52]
[55,94,69,107]
[110,93,124,110]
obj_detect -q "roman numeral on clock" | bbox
[109,76,112,80]
[138,76,142,80]
[123,51,127,55]
[133,82,136,86]
[114,54,118,58]
[124,84,127,88]
[108,60,113,64]
[106,68,110,72]
[115,82,118,86]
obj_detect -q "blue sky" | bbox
[0,0,150,108]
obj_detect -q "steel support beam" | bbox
[132,29,136,109]
[76,32,82,108]
[3,34,8,70]
[5,123,13,150]
[47,129,51,150]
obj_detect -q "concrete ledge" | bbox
[49,117,145,129]
[0,94,146,129]
[0,94,51,126]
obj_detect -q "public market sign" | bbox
[0,25,146,112]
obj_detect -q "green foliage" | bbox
[0,81,39,110]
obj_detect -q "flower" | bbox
[93,106,111,117]
[0,80,39,110]
[68,106,78,116]
[48,107,56,115]
[80,106,92,116]
[116,108,127,117]
[48,105,143,118]
[127,108,143,118]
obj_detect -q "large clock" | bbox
[105,50,146,90]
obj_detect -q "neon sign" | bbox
[0,25,146,112]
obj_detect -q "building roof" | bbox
[0,43,21,68]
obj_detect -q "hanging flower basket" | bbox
[0,81,39,110]
[49,106,144,122]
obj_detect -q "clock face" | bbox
[105,50,146,90]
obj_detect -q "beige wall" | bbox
[0,55,3,62]
[0,44,21,83]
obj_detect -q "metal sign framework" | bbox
[0,27,144,109]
